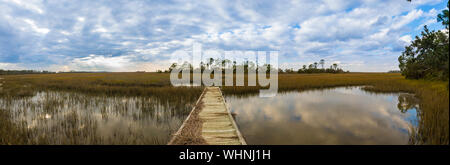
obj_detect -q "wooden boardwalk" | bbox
[168,87,246,145]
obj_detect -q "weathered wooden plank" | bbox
[168,87,246,145]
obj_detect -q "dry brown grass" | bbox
[169,90,207,145]
[0,72,202,102]
[1,72,448,144]
[0,73,202,145]
[0,109,29,145]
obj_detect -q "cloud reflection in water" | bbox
[225,87,418,145]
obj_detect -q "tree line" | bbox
[161,58,347,74]
[0,69,55,75]
[288,59,346,74]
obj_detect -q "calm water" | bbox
[225,86,420,145]
[0,91,194,144]
[1,86,420,145]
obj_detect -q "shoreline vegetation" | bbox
[0,72,448,145]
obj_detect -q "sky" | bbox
[0,0,448,72]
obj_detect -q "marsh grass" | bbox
[0,73,202,144]
[0,73,201,101]
[0,72,448,144]
[0,91,199,144]
[0,109,30,145]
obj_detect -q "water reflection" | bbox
[225,87,419,145]
[0,91,194,144]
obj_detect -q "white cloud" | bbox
[391,9,423,30]
[4,0,44,14]
[56,54,171,72]
[23,18,50,34]
[70,54,132,71]
[0,62,24,70]
[399,35,412,44]
[1,0,447,72]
